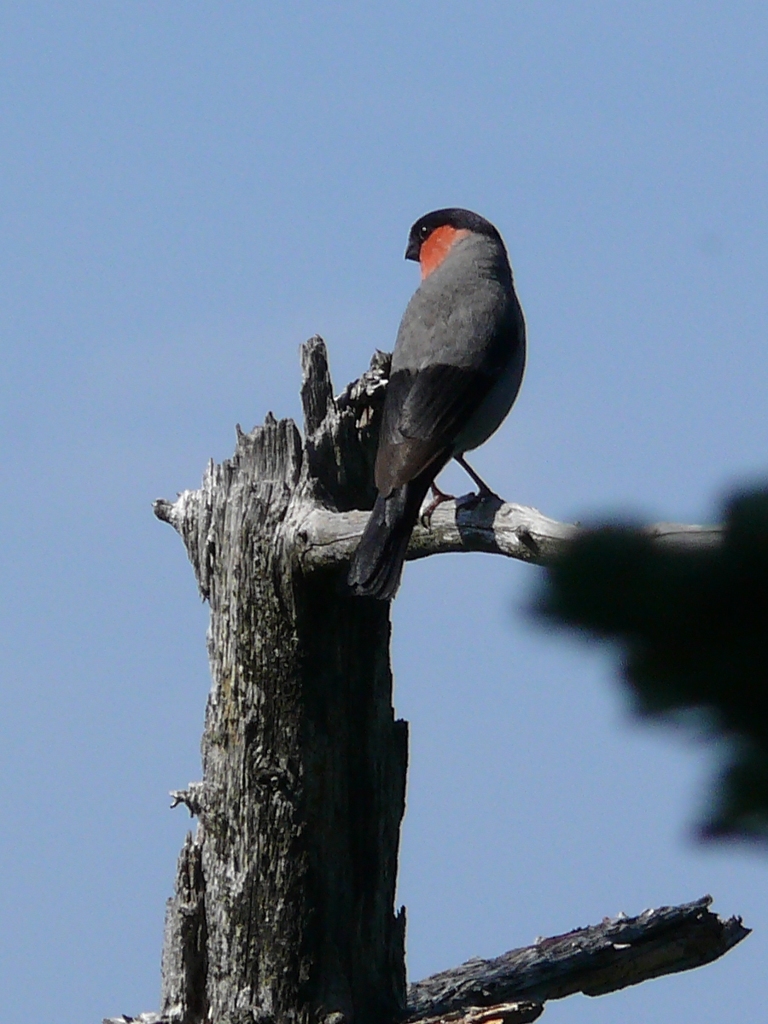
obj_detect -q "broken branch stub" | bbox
[405,896,749,1021]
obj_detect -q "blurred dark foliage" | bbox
[536,488,768,842]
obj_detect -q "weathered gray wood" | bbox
[153,338,406,1024]
[160,832,207,1022]
[104,893,748,1024]
[128,338,747,1024]
[405,896,749,1021]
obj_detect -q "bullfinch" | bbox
[348,208,526,600]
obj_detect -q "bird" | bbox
[347,207,526,600]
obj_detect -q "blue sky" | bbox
[2,4,767,1022]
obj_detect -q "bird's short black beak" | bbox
[405,237,420,261]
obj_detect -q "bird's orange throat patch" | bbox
[419,226,470,279]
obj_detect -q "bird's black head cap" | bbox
[405,207,502,261]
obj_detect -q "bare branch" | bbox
[405,896,749,1021]
[298,499,723,572]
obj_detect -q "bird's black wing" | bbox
[374,363,496,494]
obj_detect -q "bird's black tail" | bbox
[347,471,435,601]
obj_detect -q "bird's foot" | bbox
[456,490,488,511]
[420,482,456,528]
[456,483,502,512]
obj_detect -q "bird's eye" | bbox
[419,224,431,239]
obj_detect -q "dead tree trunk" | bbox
[154,340,406,1024]
[146,337,747,1024]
